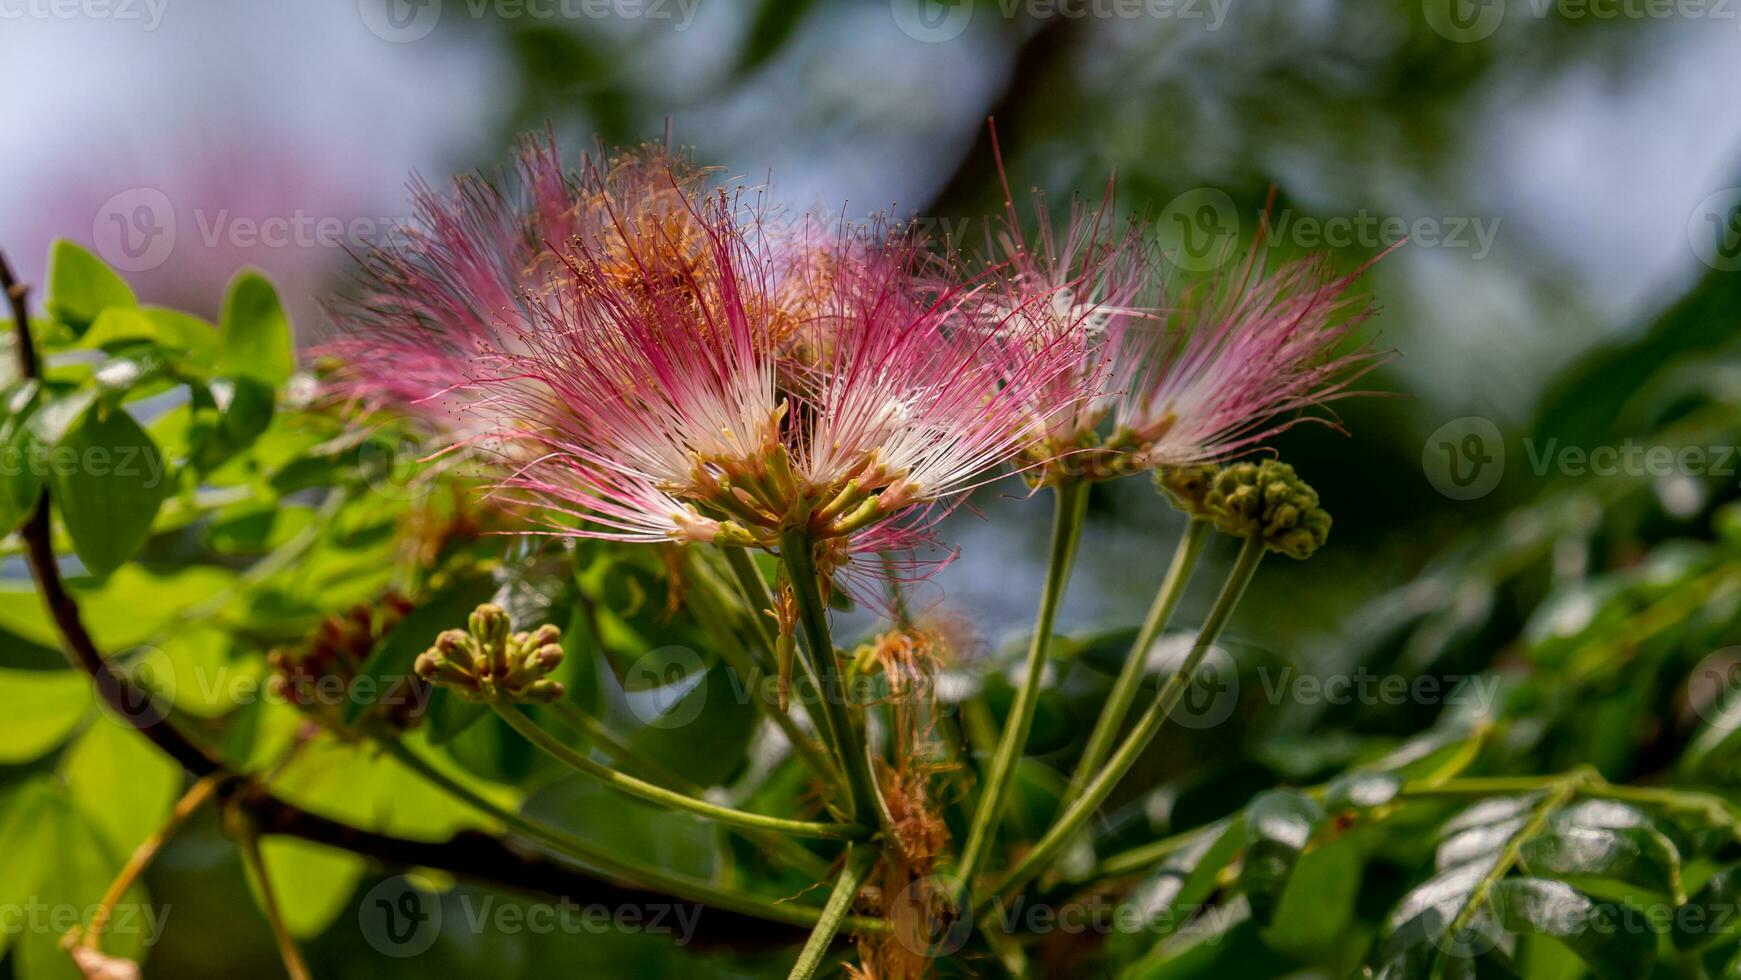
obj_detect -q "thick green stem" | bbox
[778,530,885,829]
[786,844,878,980]
[957,479,1090,886]
[377,740,874,930]
[983,534,1265,908]
[494,701,867,841]
[1064,517,1209,806]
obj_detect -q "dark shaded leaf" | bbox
[1238,788,1323,925]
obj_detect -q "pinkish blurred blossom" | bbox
[328,139,1085,584]
[986,180,1391,480]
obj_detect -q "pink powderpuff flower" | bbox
[980,180,1160,475]
[319,133,714,433]
[483,193,1086,571]
[987,178,1391,481]
[1122,240,1394,469]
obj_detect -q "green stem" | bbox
[1395,776,1568,800]
[957,479,1091,886]
[547,697,835,881]
[786,844,878,980]
[983,533,1265,909]
[700,548,845,795]
[1064,517,1209,807]
[778,530,885,829]
[494,701,867,841]
[377,739,874,930]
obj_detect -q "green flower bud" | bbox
[1155,464,1220,517]
[1202,460,1332,559]
[420,605,569,703]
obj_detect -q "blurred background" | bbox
[4,0,1741,975]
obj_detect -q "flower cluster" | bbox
[413,603,566,703]
[986,185,1389,485]
[266,592,428,735]
[329,133,1388,581]
[1160,459,1332,558]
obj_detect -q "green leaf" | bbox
[16,790,154,980]
[625,659,759,787]
[0,381,43,533]
[215,270,294,386]
[0,668,92,762]
[47,402,170,576]
[256,837,366,939]
[1237,789,1323,926]
[61,721,180,859]
[82,306,220,366]
[192,377,275,472]
[341,574,496,727]
[1674,862,1741,951]
[1258,834,1361,960]
[0,565,236,651]
[0,778,55,962]
[1486,878,1656,980]
[45,240,136,334]
[424,687,488,746]
[1109,817,1243,962]
[1518,801,1683,900]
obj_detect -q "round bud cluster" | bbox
[413,603,567,703]
[1200,460,1332,559]
[267,593,427,735]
